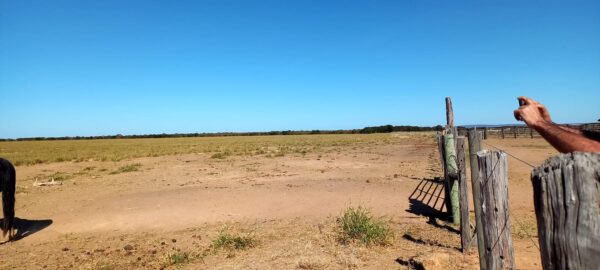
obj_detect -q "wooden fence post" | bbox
[529,128,533,139]
[445,97,460,224]
[468,130,486,269]
[513,127,517,138]
[436,133,446,177]
[477,150,515,270]
[444,133,460,224]
[456,136,471,252]
[437,133,450,212]
[501,128,505,139]
[484,127,488,140]
[446,97,454,127]
[531,153,600,269]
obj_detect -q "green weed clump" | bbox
[210,151,230,159]
[110,163,142,174]
[336,206,393,246]
[212,229,256,251]
[48,172,74,181]
[161,251,190,267]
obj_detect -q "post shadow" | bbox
[0,217,53,244]
[406,177,459,233]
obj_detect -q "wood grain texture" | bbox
[437,134,450,213]
[468,130,486,269]
[531,152,600,270]
[477,150,515,270]
[446,97,454,128]
[457,137,471,252]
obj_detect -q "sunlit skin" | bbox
[514,96,600,153]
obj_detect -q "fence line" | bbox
[457,123,600,139]
[435,98,600,269]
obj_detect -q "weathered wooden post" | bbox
[456,136,471,252]
[437,133,446,176]
[478,150,515,270]
[484,127,488,140]
[445,97,460,224]
[437,133,451,212]
[468,130,486,269]
[531,153,600,270]
[513,127,517,138]
[529,128,533,139]
[501,127,505,139]
[444,134,459,224]
[446,97,454,127]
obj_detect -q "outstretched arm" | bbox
[514,96,600,153]
[530,121,600,153]
[555,124,584,135]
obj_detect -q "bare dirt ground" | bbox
[0,135,555,269]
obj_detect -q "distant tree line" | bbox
[358,125,443,134]
[0,124,443,141]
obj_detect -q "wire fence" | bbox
[458,122,600,139]
[479,140,540,251]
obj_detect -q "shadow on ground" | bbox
[407,177,447,218]
[406,177,462,234]
[402,233,460,251]
[0,217,53,244]
[395,257,425,270]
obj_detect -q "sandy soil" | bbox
[0,136,555,269]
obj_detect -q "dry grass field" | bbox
[0,133,555,269]
[0,134,394,166]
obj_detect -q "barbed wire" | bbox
[478,139,541,251]
[438,130,542,251]
[482,141,536,168]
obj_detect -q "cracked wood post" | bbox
[477,150,515,270]
[446,97,454,127]
[468,129,486,269]
[501,127,505,139]
[531,153,600,270]
[456,136,471,252]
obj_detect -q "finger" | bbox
[514,109,523,121]
[519,96,538,105]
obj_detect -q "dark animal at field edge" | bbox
[0,158,15,241]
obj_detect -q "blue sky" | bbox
[1,0,599,138]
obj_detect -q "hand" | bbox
[514,96,552,128]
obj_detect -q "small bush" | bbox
[336,206,393,246]
[212,229,256,251]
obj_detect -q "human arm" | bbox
[555,124,584,135]
[513,97,600,153]
[529,121,600,153]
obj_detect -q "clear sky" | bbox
[1,0,599,138]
